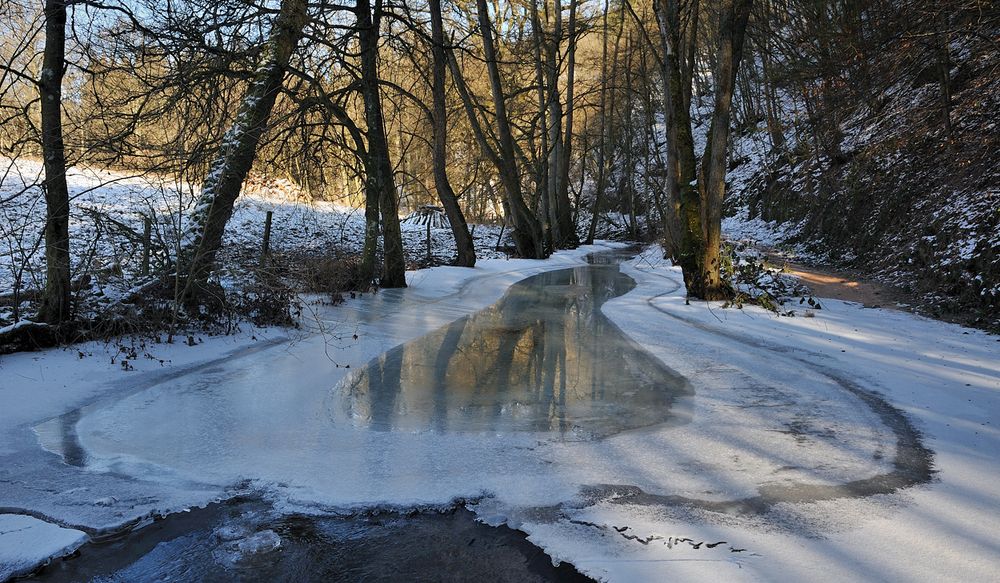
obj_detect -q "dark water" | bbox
[338,254,691,437]
[32,500,592,582]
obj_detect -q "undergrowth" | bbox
[721,239,820,316]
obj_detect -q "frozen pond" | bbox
[26,248,687,580]
[7,243,971,583]
[34,250,691,472]
[339,259,690,437]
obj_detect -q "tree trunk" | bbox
[358,0,406,287]
[530,0,553,251]
[37,0,71,325]
[586,0,613,245]
[655,0,698,265]
[696,0,752,300]
[475,0,546,259]
[543,0,574,248]
[544,0,564,248]
[359,166,381,285]
[429,0,476,267]
[557,0,580,247]
[656,0,750,300]
[680,0,699,114]
[182,0,308,297]
[623,30,638,241]
[760,16,786,153]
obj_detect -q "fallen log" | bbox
[0,320,60,354]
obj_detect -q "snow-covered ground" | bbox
[0,158,507,326]
[1,244,999,582]
[530,248,1000,581]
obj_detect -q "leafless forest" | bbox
[1,0,997,346]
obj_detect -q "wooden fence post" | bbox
[261,210,273,260]
[426,219,432,262]
[141,217,151,276]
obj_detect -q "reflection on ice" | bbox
[339,265,690,437]
[30,251,695,510]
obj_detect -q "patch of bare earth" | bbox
[774,260,908,310]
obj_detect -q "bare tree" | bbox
[698,0,753,298]
[557,0,580,248]
[356,0,406,287]
[429,0,476,267]
[541,0,575,248]
[181,0,309,299]
[470,0,546,259]
[655,0,753,300]
[36,0,71,324]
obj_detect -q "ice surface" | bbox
[33,250,892,517]
[236,530,281,555]
[0,514,86,580]
[338,264,691,437]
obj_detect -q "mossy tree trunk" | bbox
[655,0,751,300]
[697,0,752,300]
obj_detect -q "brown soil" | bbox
[763,255,998,333]
[768,259,909,310]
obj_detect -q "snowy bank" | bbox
[0,515,86,581]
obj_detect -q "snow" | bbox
[2,244,1000,582]
[722,210,804,250]
[0,514,86,581]
[719,38,1000,322]
[537,247,1000,582]
[0,157,509,327]
[0,319,43,337]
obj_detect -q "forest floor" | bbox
[758,251,911,311]
[1,243,998,582]
[758,245,993,330]
[778,263,903,308]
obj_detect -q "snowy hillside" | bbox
[722,30,1000,332]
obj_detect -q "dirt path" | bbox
[766,257,909,310]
